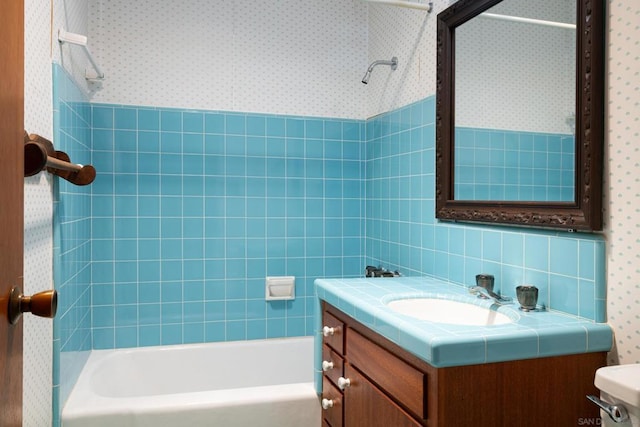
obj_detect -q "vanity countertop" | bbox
[315,276,613,368]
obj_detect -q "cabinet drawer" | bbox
[322,311,344,354]
[322,376,343,427]
[344,365,421,427]
[322,344,344,386]
[347,328,426,419]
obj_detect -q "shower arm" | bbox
[362,57,398,84]
[366,57,398,73]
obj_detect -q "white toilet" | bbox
[592,364,640,426]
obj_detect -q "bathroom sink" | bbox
[386,298,513,326]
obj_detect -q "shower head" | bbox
[361,56,398,84]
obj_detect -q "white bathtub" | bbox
[62,337,320,427]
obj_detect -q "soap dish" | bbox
[265,276,295,301]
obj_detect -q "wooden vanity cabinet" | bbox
[321,310,345,427]
[321,302,606,427]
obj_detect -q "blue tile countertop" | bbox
[315,276,613,368]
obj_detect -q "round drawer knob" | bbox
[337,376,351,390]
[322,326,335,337]
[322,360,334,371]
[321,398,334,410]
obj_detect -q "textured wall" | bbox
[23,0,54,425]
[87,0,368,119]
[604,0,640,364]
[366,2,436,118]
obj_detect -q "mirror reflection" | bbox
[454,0,576,202]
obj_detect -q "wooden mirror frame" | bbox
[435,0,604,231]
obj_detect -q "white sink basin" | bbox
[386,298,514,326]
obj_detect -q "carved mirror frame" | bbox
[435,0,604,231]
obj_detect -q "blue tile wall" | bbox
[454,127,575,201]
[365,96,605,322]
[52,63,92,426]
[54,72,602,367]
[90,104,365,349]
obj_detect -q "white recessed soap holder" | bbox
[265,276,295,301]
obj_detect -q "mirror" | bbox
[455,0,576,202]
[435,0,604,230]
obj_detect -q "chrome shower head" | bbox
[361,57,398,85]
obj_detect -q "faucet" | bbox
[469,286,513,305]
[469,274,513,304]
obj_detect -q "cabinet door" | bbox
[344,365,421,427]
[347,328,426,419]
